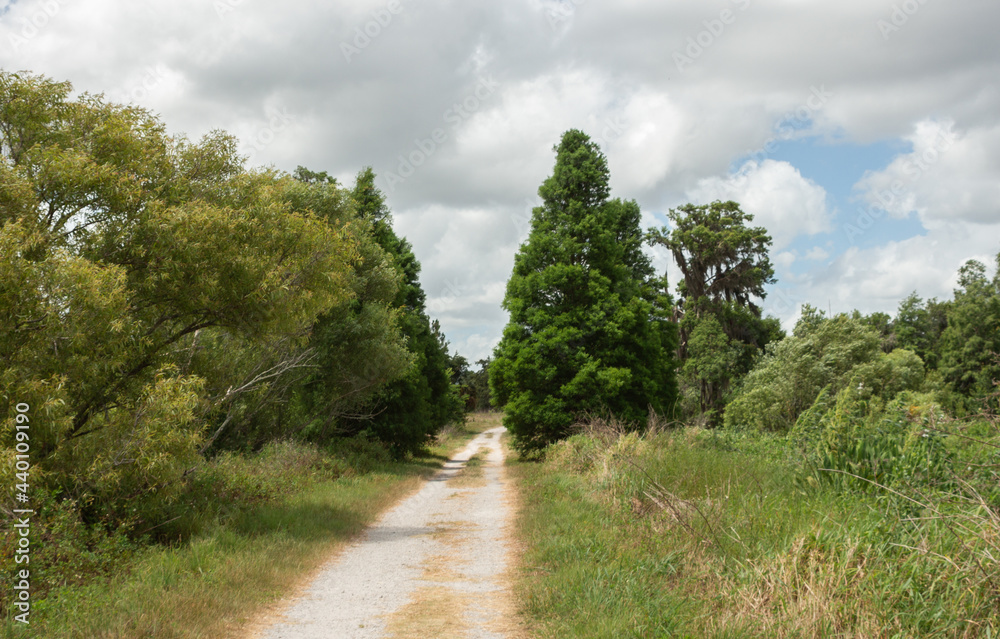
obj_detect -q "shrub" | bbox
[725,312,925,431]
[792,388,953,494]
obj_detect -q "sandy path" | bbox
[254,424,522,639]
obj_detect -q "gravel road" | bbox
[254,423,523,638]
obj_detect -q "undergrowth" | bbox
[512,413,1000,638]
[0,415,487,637]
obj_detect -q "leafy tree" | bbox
[893,292,949,369]
[195,167,417,451]
[724,309,924,431]
[938,256,1000,408]
[0,71,355,528]
[854,310,895,352]
[470,358,493,411]
[491,130,678,452]
[647,201,781,421]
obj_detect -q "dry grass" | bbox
[382,586,473,639]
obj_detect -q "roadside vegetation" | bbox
[501,131,1000,636]
[0,70,482,632]
[0,414,492,638]
[4,68,999,637]
[512,409,1000,637]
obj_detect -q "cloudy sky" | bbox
[3,0,998,361]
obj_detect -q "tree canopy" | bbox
[647,200,781,421]
[0,71,465,534]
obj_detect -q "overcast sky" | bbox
[3,0,998,362]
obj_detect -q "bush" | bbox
[791,388,954,494]
[0,490,139,617]
[725,312,925,431]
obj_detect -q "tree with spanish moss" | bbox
[647,200,782,422]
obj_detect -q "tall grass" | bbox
[511,415,1000,638]
[0,415,492,638]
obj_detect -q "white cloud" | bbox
[773,251,797,270]
[854,119,1000,225]
[804,246,830,261]
[687,159,833,249]
[4,0,999,358]
[808,222,1000,315]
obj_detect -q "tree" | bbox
[938,256,1000,408]
[343,168,464,455]
[724,310,924,431]
[206,166,415,449]
[491,129,678,452]
[647,201,780,421]
[0,71,355,529]
[893,292,949,368]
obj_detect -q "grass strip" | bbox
[1,415,495,639]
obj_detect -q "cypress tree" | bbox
[491,130,678,452]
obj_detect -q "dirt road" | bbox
[254,421,523,638]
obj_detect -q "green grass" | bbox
[0,415,493,638]
[511,424,1000,638]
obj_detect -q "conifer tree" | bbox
[348,168,464,455]
[491,130,678,452]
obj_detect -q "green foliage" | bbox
[516,422,1000,637]
[725,309,925,431]
[492,130,678,452]
[0,72,452,540]
[891,293,950,367]
[791,388,954,494]
[0,489,139,617]
[648,200,781,419]
[264,168,414,447]
[938,256,1000,409]
[340,169,465,456]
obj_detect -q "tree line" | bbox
[492,128,999,453]
[0,70,466,535]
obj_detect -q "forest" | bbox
[2,70,999,636]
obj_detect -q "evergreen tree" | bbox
[347,168,464,455]
[939,256,1000,409]
[491,130,678,452]
[892,292,949,369]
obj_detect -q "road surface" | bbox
[253,423,523,639]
